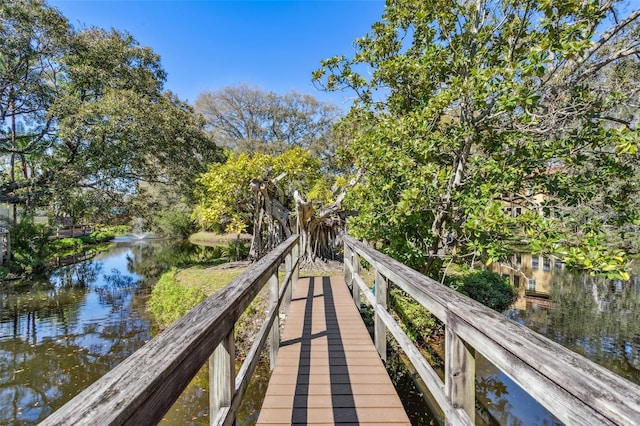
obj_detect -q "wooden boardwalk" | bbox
[257,275,410,425]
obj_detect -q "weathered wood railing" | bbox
[42,235,299,426]
[344,235,640,425]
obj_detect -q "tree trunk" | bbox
[10,93,17,226]
[248,173,357,263]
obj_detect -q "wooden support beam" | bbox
[210,329,235,425]
[268,271,280,370]
[344,243,352,290]
[284,252,293,314]
[445,312,475,425]
[352,252,361,311]
[374,270,388,362]
[292,242,299,292]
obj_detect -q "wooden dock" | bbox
[257,275,410,425]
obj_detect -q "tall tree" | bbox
[0,0,70,222]
[0,1,221,221]
[194,84,342,169]
[314,0,640,278]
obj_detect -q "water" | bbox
[0,238,267,425]
[479,254,640,424]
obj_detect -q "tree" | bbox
[0,0,70,222]
[1,1,221,222]
[195,147,351,262]
[48,26,220,209]
[195,147,320,230]
[314,0,640,278]
[194,84,342,170]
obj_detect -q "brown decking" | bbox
[256,276,410,425]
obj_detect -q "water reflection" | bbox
[490,254,640,384]
[478,255,640,424]
[0,241,160,425]
[0,238,270,425]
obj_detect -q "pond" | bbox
[0,237,266,425]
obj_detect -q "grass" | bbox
[149,265,249,327]
[148,263,272,357]
[189,232,251,247]
[176,266,248,295]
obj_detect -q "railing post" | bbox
[445,313,475,424]
[284,251,293,315]
[268,271,280,370]
[352,249,361,311]
[374,270,388,362]
[292,240,299,292]
[210,328,235,424]
[344,242,352,289]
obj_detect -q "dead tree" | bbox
[293,190,348,263]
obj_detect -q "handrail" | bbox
[344,235,640,425]
[42,234,299,426]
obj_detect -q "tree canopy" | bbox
[314,0,640,278]
[194,84,343,170]
[194,147,322,230]
[1,0,221,221]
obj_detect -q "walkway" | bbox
[256,275,410,425]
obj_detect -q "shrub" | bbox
[153,209,195,239]
[390,288,442,344]
[221,240,249,261]
[101,225,131,235]
[80,230,115,244]
[50,237,83,251]
[458,270,517,312]
[6,217,52,275]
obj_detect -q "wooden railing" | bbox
[42,235,299,426]
[343,235,640,426]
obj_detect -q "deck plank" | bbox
[256,276,410,425]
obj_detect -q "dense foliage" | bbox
[457,270,518,312]
[194,147,322,231]
[1,0,221,223]
[4,217,51,274]
[152,207,196,239]
[0,217,116,277]
[315,0,640,279]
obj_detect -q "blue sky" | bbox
[49,0,386,109]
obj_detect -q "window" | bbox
[543,257,551,272]
[528,279,536,291]
[514,275,520,288]
[531,255,539,270]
